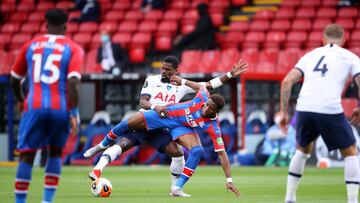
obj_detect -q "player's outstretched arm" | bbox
[351,75,360,125]
[170,75,203,92]
[205,59,248,90]
[217,150,241,197]
[278,68,302,133]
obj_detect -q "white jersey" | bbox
[140,75,205,107]
[295,43,360,114]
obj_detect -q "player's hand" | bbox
[351,107,360,126]
[277,111,289,134]
[170,75,183,86]
[69,116,79,136]
[226,182,241,197]
[230,59,248,77]
[154,105,168,118]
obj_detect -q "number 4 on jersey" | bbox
[313,56,328,77]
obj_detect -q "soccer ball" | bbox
[90,178,112,197]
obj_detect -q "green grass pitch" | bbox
[0,166,347,203]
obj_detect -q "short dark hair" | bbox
[210,94,225,110]
[163,56,179,69]
[323,24,344,39]
[45,9,68,26]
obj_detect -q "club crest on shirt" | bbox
[143,81,148,88]
[216,137,224,145]
[199,121,205,127]
[167,85,172,90]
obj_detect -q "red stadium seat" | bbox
[104,11,124,22]
[270,19,291,31]
[66,23,79,34]
[158,21,178,36]
[131,32,152,48]
[78,22,98,33]
[112,1,131,10]
[275,8,295,19]
[84,49,102,74]
[2,23,21,34]
[36,2,55,12]
[241,49,259,74]
[17,3,34,12]
[10,34,32,50]
[124,10,144,21]
[338,7,358,19]
[355,19,360,30]
[253,10,275,20]
[277,48,303,74]
[163,9,183,21]
[219,31,244,49]
[300,0,321,7]
[131,0,142,9]
[0,34,11,50]
[291,19,312,31]
[20,22,40,34]
[89,33,101,50]
[218,48,241,73]
[281,0,300,7]
[28,12,45,23]
[171,0,190,9]
[312,18,333,31]
[350,31,360,48]
[129,47,146,63]
[296,7,316,19]
[285,31,307,49]
[243,31,265,49]
[154,33,172,51]
[249,20,270,31]
[335,19,354,31]
[1,2,16,13]
[256,48,278,74]
[200,50,221,73]
[179,50,203,74]
[183,9,199,21]
[9,12,28,23]
[56,1,75,10]
[316,8,336,19]
[181,21,196,34]
[118,21,138,33]
[0,51,12,75]
[229,21,248,32]
[231,0,247,6]
[210,0,229,9]
[138,21,158,33]
[99,21,118,34]
[322,0,338,7]
[210,12,224,27]
[189,0,209,9]
[73,33,92,50]
[144,10,163,21]
[306,31,323,49]
[264,31,286,49]
[68,11,81,20]
[112,32,132,48]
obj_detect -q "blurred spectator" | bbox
[141,0,166,12]
[70,0,100,23]
[97,31,129,75]
[173,3,217,56]
[255,113,296,166]
[245,109,268,134]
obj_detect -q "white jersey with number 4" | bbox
[295,43,360,114]
[141,75,204,107]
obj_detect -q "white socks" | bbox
[170,156,185,188]
[344,155,360,203]
[94,145,122,171]
[285,150,310,202]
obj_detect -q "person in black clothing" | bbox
[173,3,217,56]
[141,0,165,12]
[97,31,129,75]
[69,0,100,23]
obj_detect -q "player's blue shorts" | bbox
[296,111,355,151]
[121,129,173,153]
[17,109,70,152]
[142,110,196,140]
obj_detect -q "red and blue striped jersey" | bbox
[167,87,225,151]
[11,34,83,112]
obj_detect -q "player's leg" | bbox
[172,133,204,197]
[285,112,316,203]
[42,147,63,203]
[89,135,138,180]
[84,112,146,158]
[341,144,360,203]
[15,152,36,203]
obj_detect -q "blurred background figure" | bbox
[172,3,216,57]
[97,30,129,75]
[69,0,100,23]
[141,0,166,13]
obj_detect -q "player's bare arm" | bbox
[278,68,302,133]
[68,77,80,135]
[140,94,167,118]
[10,76,25,113]
[217,150,241,197]
[205,59,248,90]
[351,74,360,125]
[170,75,203,92]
